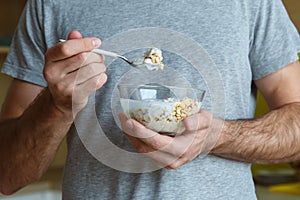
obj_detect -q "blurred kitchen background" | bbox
[0,0,299,199]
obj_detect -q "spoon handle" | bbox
[92,48,119,58]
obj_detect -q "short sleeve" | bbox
[1,0,48,87]
[249,0,300,80]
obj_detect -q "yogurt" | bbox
[120,97,200,135]
[132,48,164,71]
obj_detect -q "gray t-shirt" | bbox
[2,0,300,199]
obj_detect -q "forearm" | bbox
[212,103,300,164]
[0,88,73,195]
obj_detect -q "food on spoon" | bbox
[143,48,164,70]
[133,47,164,71]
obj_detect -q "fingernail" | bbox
[92,38,101,47]
[96,75,103,85]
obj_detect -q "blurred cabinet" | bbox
[0,49,12,109]
[283,0,300,32]
[0,0,27,38]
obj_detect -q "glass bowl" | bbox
[118,83,205,135]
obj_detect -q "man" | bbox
[1,0,300,199]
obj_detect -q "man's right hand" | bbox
[43,30,107,117]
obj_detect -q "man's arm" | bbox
[211,60,300,164]
[0,81,72,195]
[0,31,107,195]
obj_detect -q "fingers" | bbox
[64,52,105,75]
[74,73,107,100]
[119,112,158,139]
[119,113,193,157]
[119,113,173,148]
[45,37,101,62]
[119,112,176,154]
[71,62,106,85]
[44,61,106,96]
[124,129,182,168]
[44,52,105,84]
[124,130,199,169]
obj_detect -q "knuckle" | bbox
[53,81,66,93]
[43,67,56,82]
[184,122,195,131]
[59,44,72,57]
[184,117,198,131]
[184,111,213,131]
[82,40,92,50]
[54,81,74,97]
[76,53,88,63]
[202,111,213,128]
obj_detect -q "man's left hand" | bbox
[119,110,214,169]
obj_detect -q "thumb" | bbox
[67,30,83,40]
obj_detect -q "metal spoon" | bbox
[59,39,163,71]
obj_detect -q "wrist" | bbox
[16,88,75,141]
[41,88,75,124]
[210,120,241,154]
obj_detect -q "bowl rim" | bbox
[117,83,205,102]
[117,83,204,90]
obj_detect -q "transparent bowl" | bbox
[118,83,205,135]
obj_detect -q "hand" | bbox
[43,31,107,116]
[119,110,216,169]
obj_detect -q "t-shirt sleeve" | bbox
[249,0,300,80]
[1,0,48,87]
